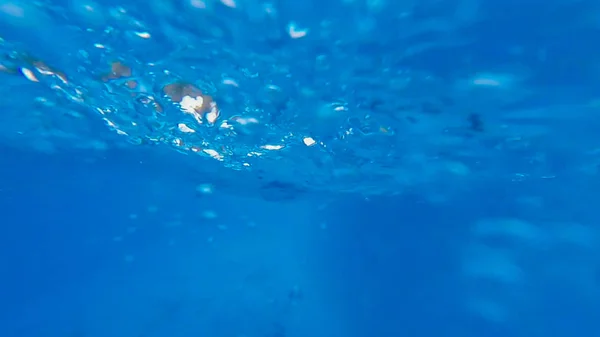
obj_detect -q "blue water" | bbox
[1,0,600,336]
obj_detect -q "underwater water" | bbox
[1,0,600,336]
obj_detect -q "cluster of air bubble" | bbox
[1,0,597,195]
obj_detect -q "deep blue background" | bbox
[2,145,598,337]
[2,0,600,336]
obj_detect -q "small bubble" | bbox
[262,144,284,151]
[222,78,239,87]
[287,22,308,39]
[190,0,206,9]
[196,183,214,195]
[220,0,236,8]
[134,31,151,39]
[202,210,218,219]
[178,123,195,133]
[303,137,316,147]
[20,68,38,82]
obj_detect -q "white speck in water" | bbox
[180,95,204,114]
[287,22,308,39]
[222,78,239,87]
[303,137,316,146]
[220,0,236,8]
[21,68,38,82]
[203,148,224,161]
[206,102,219,124]
[261,144,284,150]
[134,31,151,39]
[178,123,195,133]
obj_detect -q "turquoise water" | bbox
[1,0,600,336]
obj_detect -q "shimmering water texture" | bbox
[1,0,600,198]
